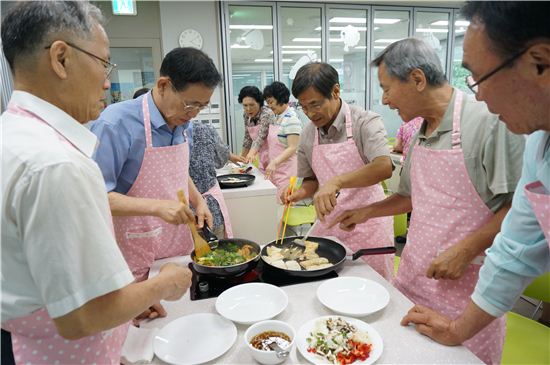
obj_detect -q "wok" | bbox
[190,226,260,277]
[261,236,396,278]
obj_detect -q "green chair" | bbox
[501,312,550,364]
[522,272,550,318]
[501,273,550,364]
[286,205,316,227]
[394,255,400,276]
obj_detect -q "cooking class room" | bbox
[1,1,549,365]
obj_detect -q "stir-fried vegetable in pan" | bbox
[195,243,256,266]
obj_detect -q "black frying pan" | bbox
[261,236,395,278]
[190,226,260,277]
[217,173,255,189]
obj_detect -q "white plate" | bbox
[296,316,383,365]
[153,313,237,365]
[216,283,288,324]
[317,277,390,317]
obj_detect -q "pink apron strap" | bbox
[451,90,464,149]
[142,95,153,148]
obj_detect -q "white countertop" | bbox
[142,247,482,365]
[216,165,277,199]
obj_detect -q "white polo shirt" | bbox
[1,91,134,322]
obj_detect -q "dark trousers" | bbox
[1,329,16,365]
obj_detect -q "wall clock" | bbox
[179,28,203,50]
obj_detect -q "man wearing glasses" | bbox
[401,0,550,352]
[90,48,219,321]
[1,2,192,364]
[331,37,525,363]
[283,62,396,280]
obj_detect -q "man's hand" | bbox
[427,243,475,280]
[194,199,213,229]
[401,305,463,346]
[157,263,192,301]
[328,206,373,231]
[133,302,166,326]
[313,178,341,221]
[281,186,308,205]
[154,200,195,225]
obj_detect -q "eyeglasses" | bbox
[45,41,116,79]
[465,48,527,94]
[167,80,210,112]
[297,100,326,114]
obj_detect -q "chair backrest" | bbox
[523,272,550,302]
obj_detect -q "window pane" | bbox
[328,8,368,109]
[107,47,155,104]
[370,9,410,138]
[228,5,274,153]
[451,16,472,94]
[279,6,322,124]
[415,11,450,72]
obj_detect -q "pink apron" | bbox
[266,117,298,203]
[2,103,129,364]
[202,182,233,238]
[113,95,194,281]
[247,117,269,172]
[393,91,505,364]
[524,180,550,246]
[310,101,394,280]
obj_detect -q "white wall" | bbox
[159,1,226,140]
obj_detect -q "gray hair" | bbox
[371,38,446,86]
[1,1,104,70]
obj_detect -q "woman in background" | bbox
[263,81,302,200]
[393,116,423,164]
[239,86,276,171]
[186,121,244,238]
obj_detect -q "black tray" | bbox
[217,173,255,189]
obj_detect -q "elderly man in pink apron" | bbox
[90,48,218,319]
[263,81,301,202]
[399,0,550,352]
[238,85,276,170]
[333,38,526,364]
[283,62,395,280]
[1,3,191,364]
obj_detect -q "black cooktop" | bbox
[188,260,338,300]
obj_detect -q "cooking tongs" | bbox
[199,224,220,249]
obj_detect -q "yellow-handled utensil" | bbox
[177,189,211,258]
[278,176,297,244]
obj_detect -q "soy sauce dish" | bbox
[244,320,295,365]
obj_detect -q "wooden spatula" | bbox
[177,189,211,258]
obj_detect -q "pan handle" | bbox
[200,224,219,249]
[351,246,396,261]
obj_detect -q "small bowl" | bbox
[244,320,295,365]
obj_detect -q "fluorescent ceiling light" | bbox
[373,46,387,49]
[292,37,320,42]
[231,44,251,49]
[329,38,344,43]
[254,58,292,63]
[431,20,470,27]
[354,46,367,49]
[229,25,273,30]
[329,58,343,62]
[282,45,321,49]
[282,50,313,54]
[373,18,401,24]
[329,17,366,24]
[375,38,402,43]
[416,28,448,33]
[315,26,367,31]
[235,74,251,77]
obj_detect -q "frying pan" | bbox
[190,226,260,277]
[217,173,255,189]
[261,236,395,278]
